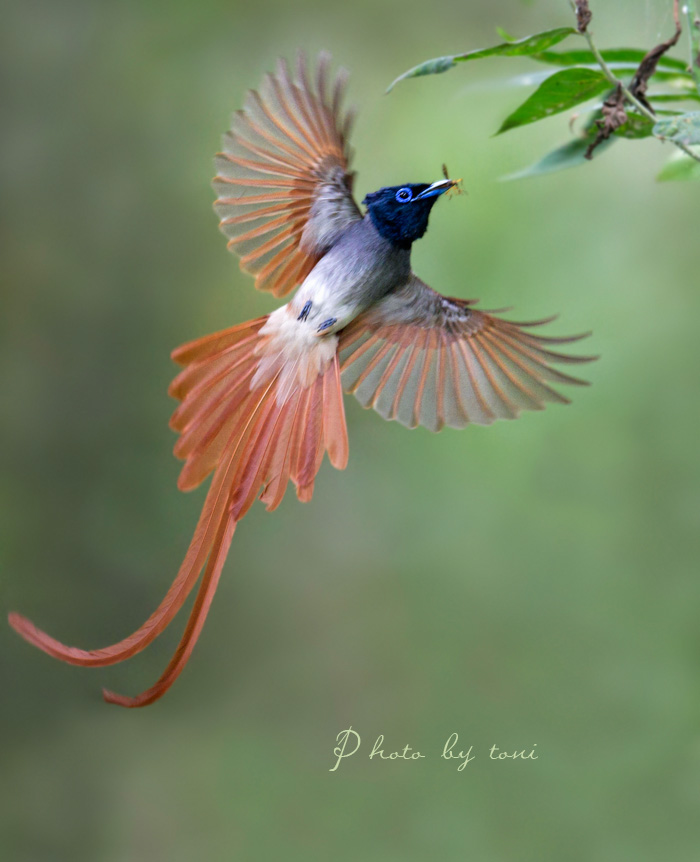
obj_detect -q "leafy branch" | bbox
[388,0,700,181]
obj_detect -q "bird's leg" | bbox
[297,300,312,322]
[317,317,337,333]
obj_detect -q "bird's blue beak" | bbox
[414,179,457,200]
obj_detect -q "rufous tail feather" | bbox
[8,311,349,706]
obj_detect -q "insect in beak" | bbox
[441,163,465,198]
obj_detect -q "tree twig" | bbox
[574,0,592,34]
[629,0,682,109]
[585,85,627,159]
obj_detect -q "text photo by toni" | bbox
[330,729,539,772]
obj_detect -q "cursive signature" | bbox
[330,728,538,772]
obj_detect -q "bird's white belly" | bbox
[291,267,363,335]
[296,252,405,332]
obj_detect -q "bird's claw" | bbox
[317,317,337,333]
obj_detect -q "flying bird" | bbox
[8,53,594,707]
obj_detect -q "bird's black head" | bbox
[363,179,456,249]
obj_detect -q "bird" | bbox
[8,52,594,708]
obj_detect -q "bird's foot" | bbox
[317,317,337,333]
[297,300,312,322]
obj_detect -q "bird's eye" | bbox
[395,187,412,203]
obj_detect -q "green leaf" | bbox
[653,111,700,145]
[386,27,576,91]
[496,27,516,43]
[530,50,697,91]
[453,27,577,63]
[502,135,615,180]
[532,47,688,72]
[656,152,700,180]
[496,68,609,134]
[507,69,697,91]
[649,92,700,104]
[614,111,655,139]
[386,56,456,91]
[644,72,699,86]
[532,68,695,85]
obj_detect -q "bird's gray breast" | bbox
[292,217,411,332]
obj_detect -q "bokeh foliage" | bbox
[388,0,700,181]
[390,2,700,179]
[1,1,699,860]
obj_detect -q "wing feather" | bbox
[338,275,596,431]
[213,52,361,297]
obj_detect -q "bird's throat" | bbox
[366,209,415,250]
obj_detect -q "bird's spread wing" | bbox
[338,275,596,432]
[213,52,361,298]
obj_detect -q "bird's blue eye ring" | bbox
[395,187,412,203]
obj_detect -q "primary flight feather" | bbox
[9,52,594,707]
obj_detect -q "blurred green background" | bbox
[2,0,699,859]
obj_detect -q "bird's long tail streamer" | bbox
[8,314,349,707]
